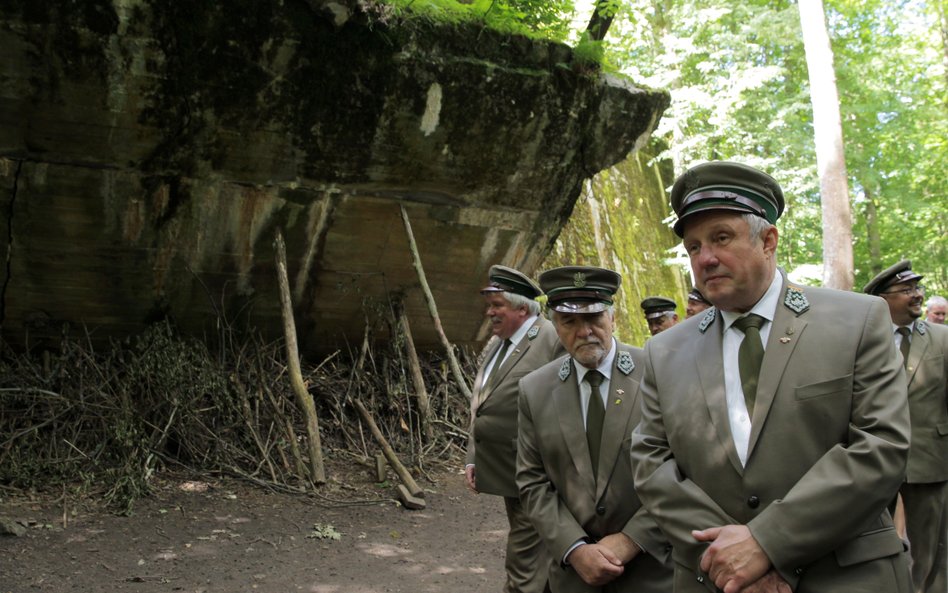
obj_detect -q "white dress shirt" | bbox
[719,273,782,466]
[479,315,538,390]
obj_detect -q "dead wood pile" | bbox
[0,318,479,512]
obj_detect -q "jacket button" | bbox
[794,567,804,575]
[596,506,606,515]
[696,575,705,583]
[747,495,760,509]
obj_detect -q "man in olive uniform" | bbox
[631,161,912,593]
[686,287,712,319]
[466,264,564,593]
[865,260,948,593]
[640,296,679,336]
[926,296,947,325]
[516,266,673,593]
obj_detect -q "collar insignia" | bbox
[527,326,540,340]
[573,272,587,288]
[918,322,927,336]
[783,286,810,315]
[616,350,635,375]
[698,308,717,333]
[558,358,572,381]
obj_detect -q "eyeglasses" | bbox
[880,284,925,297]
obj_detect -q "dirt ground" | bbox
[0,461,511,593]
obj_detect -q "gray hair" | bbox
[742,213,775,243]
[927,295,948,308]
[503,291,541,316]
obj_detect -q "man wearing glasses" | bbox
[865,260,948,593]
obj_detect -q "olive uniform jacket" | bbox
[902,320,948,484]
[516,343,673,593]
[630,273,912,593]
[466,316,564,497]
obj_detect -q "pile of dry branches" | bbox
[0,318,479,512]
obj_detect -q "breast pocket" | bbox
[795,374,853,401]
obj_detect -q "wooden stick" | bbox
[274,230,326,486]
[398,304,433,441]
[399,205,472,400]
[352,397,424,499]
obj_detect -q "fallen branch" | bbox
[399,205,472,400]
[274,230,326,486]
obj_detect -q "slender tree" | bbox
[799,0,853,289]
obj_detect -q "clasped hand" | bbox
[692,525,790,593]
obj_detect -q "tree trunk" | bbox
[799,0,854,290]
[586,1,616,42]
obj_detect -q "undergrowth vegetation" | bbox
[0,320,478,513]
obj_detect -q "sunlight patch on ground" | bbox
[357,541,411,558]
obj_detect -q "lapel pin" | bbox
[779,337,791,343]
[616,389,625,395]
[786,327,794,335]
[614,399,622,405]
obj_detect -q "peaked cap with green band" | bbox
[640,296,677,319]
[671,161,785,237]
[862,259,923,295]
[480,264,543,299]
[539,266,621,313]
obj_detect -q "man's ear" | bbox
[763,225,779,257]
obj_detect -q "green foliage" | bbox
[377,0,575,41]
[597,0,946,293]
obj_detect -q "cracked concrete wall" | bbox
[0,0,669,353]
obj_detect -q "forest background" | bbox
[387,0,947,345]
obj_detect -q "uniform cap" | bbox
[539,266,621,314]
[671,161,785,237]
[687,287,710,304]
[862,260,923,295]
[640,296,677,320]
[480,265,542,299]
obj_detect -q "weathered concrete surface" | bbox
[0,0,669,353]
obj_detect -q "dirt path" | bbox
[0,468,510,593]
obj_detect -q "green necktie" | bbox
[733,314,766,416]
[897,327,911,369]
[585,370,605,479]
[486,339,511,387]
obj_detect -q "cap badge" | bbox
[617,350,635,375]
[783,286,810,315]
[527,326,540,340]
[558,358,572,381]
[573,272,587,288]
[698,308,717,333]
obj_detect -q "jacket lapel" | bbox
[747,275,808,458]
[473,339,504,409]
[906,324,930,386]
[595,352,637,500]
[696,310,745,474]
[554,359,598,502]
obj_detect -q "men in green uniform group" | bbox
[640,296,679,336]
[517,266,673,593]
[865,260,948,593]
[465,264,564,593]
[631,161,912,592]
